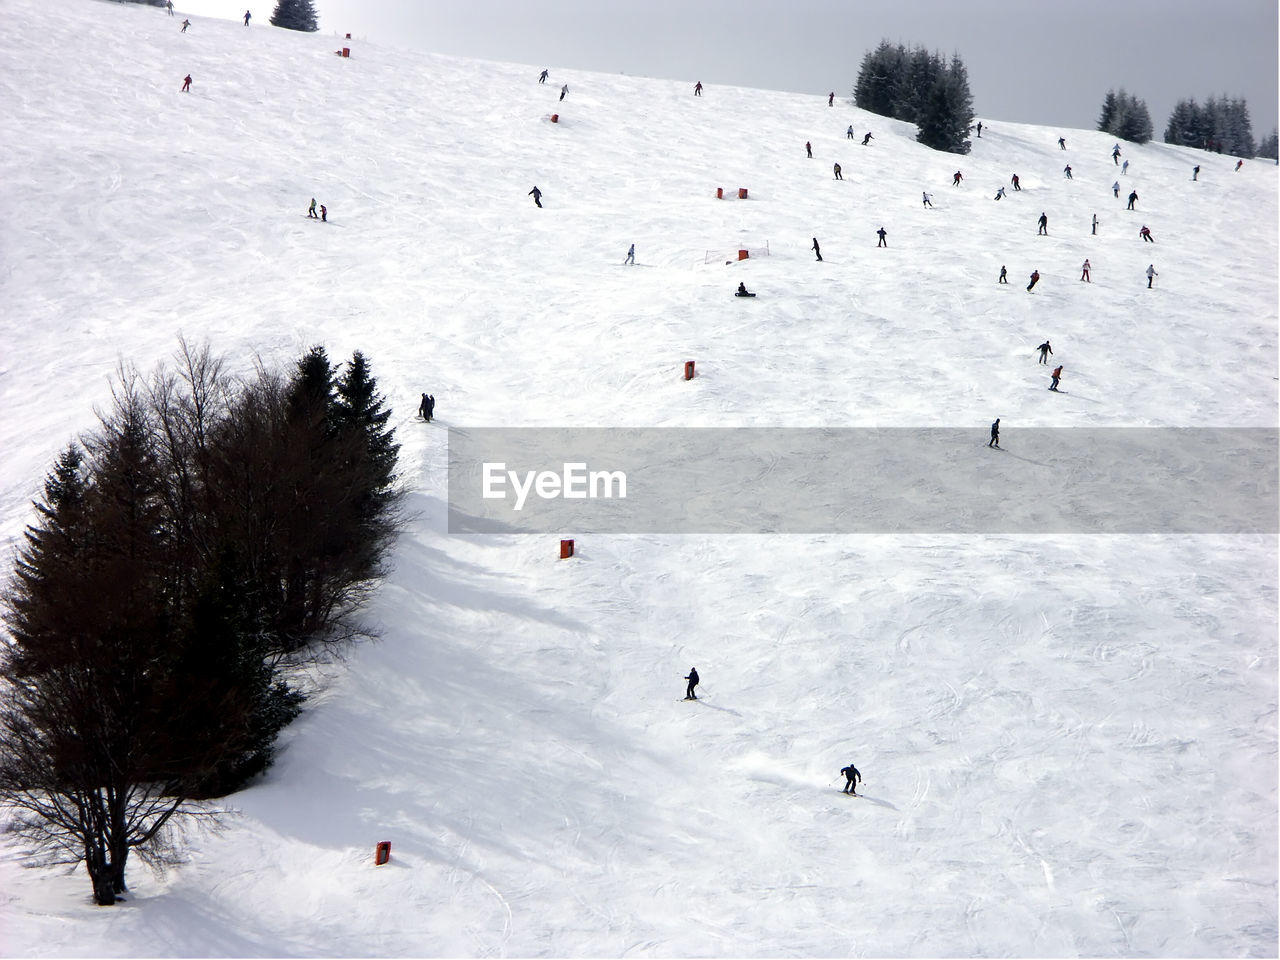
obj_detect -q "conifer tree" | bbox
[270,0,319,32]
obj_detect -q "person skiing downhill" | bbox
[1092,214,1099,235]
[994,186,1006,200]
[922,191,933,208]
[1058,136,1066,149]
[625,243,635,264]
[1064,164,1073,179]
[1113,180,1121,198]
[806,141,812,158]
[847,125,854,139]
[833,163,843,180]
[684,667,700,700]
[952,170,963,186]
[539,69,548,83]
[243,9,251,24]
[1140,225,1154,242]
[812,237,822,261]
[828,91,834,106]
[1146,264,1158,288]
[1011,173,1020,190]
[1112,144,1121,164]
[528,185,542,208]
[861,132,873,145]
[181,73,192,91]
[319,204,326,222]
[1122,159,1129,175]
[1049,365,1063,391]
[1037,212,1048,235]
[1027,269,1040,292]
[998,265,1008,284]
[989,418,1000,448]
[841,763,862,795]
[180,17,190,31]
[307,198,318,219]
[1127,190,1138,210]
[1080,258,1091,282]
[1037,340,1052,363]
[560,83,568,101]
[694,81,702,96]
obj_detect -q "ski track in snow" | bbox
[0,1,1276,957]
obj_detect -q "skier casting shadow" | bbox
[684,667,700,700]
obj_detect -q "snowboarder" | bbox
[1080,258,1091,282]
[1027,269,1040,292]
[181,73,192,92]
[922,191,933,208]
[319,204,326,222]
[694,81,702,96]
[539,69,548,83]
[735,282,755,298]
[1063,164,1072,179]
[1121,159,1129,175]
[812,237,822,262]
[1112,145,1121,164]
[833,162,843,180]
[846,125,854,139]
[307,198,318,219]
[861,131,873,146]
[994,186,1006,200]
[1011,173,1020,191]
[805,141,812,158]
[684,667,700,700]
[1113,180,1121,198]
[1146,264,1158,288]
[1037,212,1048,235]
[1049,365,1062,391]
[952,170,963,186]
[528,185,542,208]
[1139,225,1154,243]
[559,83,568,102]
[625,243,635,264]
[998,265,1008,284]
[180,17,190,31]
[1127,190,1138,210]
[876,227,887,247]
[828,91,834,106]
[243,9,250,25]
[1037,340,1052,363]
[841,763,862,795]
[989,418,1000,448]
[1192,164,1200,181]
[1092,213,1099,235]
[1058,136,1066,150]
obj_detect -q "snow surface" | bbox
[0,0,1277,956]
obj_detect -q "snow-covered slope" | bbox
[0,0,1276,956]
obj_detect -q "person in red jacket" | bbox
[1140,225,1154,242]
[181,73,192,92]
[1027,269,1041,292]
[1049,365,1063,391]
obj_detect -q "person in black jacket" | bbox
[528,186,542,208]
[989,418,1000,448]
[841,763,862,795]
[684,668,700,700]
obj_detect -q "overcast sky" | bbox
[181,0,1277,136]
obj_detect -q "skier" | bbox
[806,141,812,158]
[998,265,1008,284]
[694,81,702,96]
[625,243,635,264]
[989,418,1000,448]
[952,170,963,186]
[861,132,873,145]
[812,237,822,262]
[1037,340,1052,364]
[1037,212,1048,235]
[181,73,192,92]
[1139,225,1154,243]
[1127,190,1138,210]
[319,204,327,222]
[994,186,1006,200]
[922,191,933,208]
[1027,269,1041,292]
[166,0,173,13]
[828,91,834,106]
[1011,173,1020,191]
[1049,365,1063,391]
[1235,159,1244,171]
[528,185,542,208]
[1192,164,1200,181]
[1146,264,1158,288]
[538,69,548,83]
[1080,258,1091,282]
[1058,136,1066,150]
[1113,180,1121,198]
[180,17,190,31]
[307,198,318,219]
[735,282,755,298]
[1122,159,1129,175]
[417,393,430,419]
[1092,213,1099,235]
[976,121,983,137]
[243,9,250,24]
[1112,145,1121,164]
[559,83,568,102]
[847,125,854,139]
[425,394,434,421]
[684,667,700,700]
[833,162,842,180]
[876,227,887,247]
[1063,164,1072,179]
[841,763,862,795]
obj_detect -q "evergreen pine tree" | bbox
[1256,128,1278,161]
[270,0,319,32]
[915,54,973,154]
